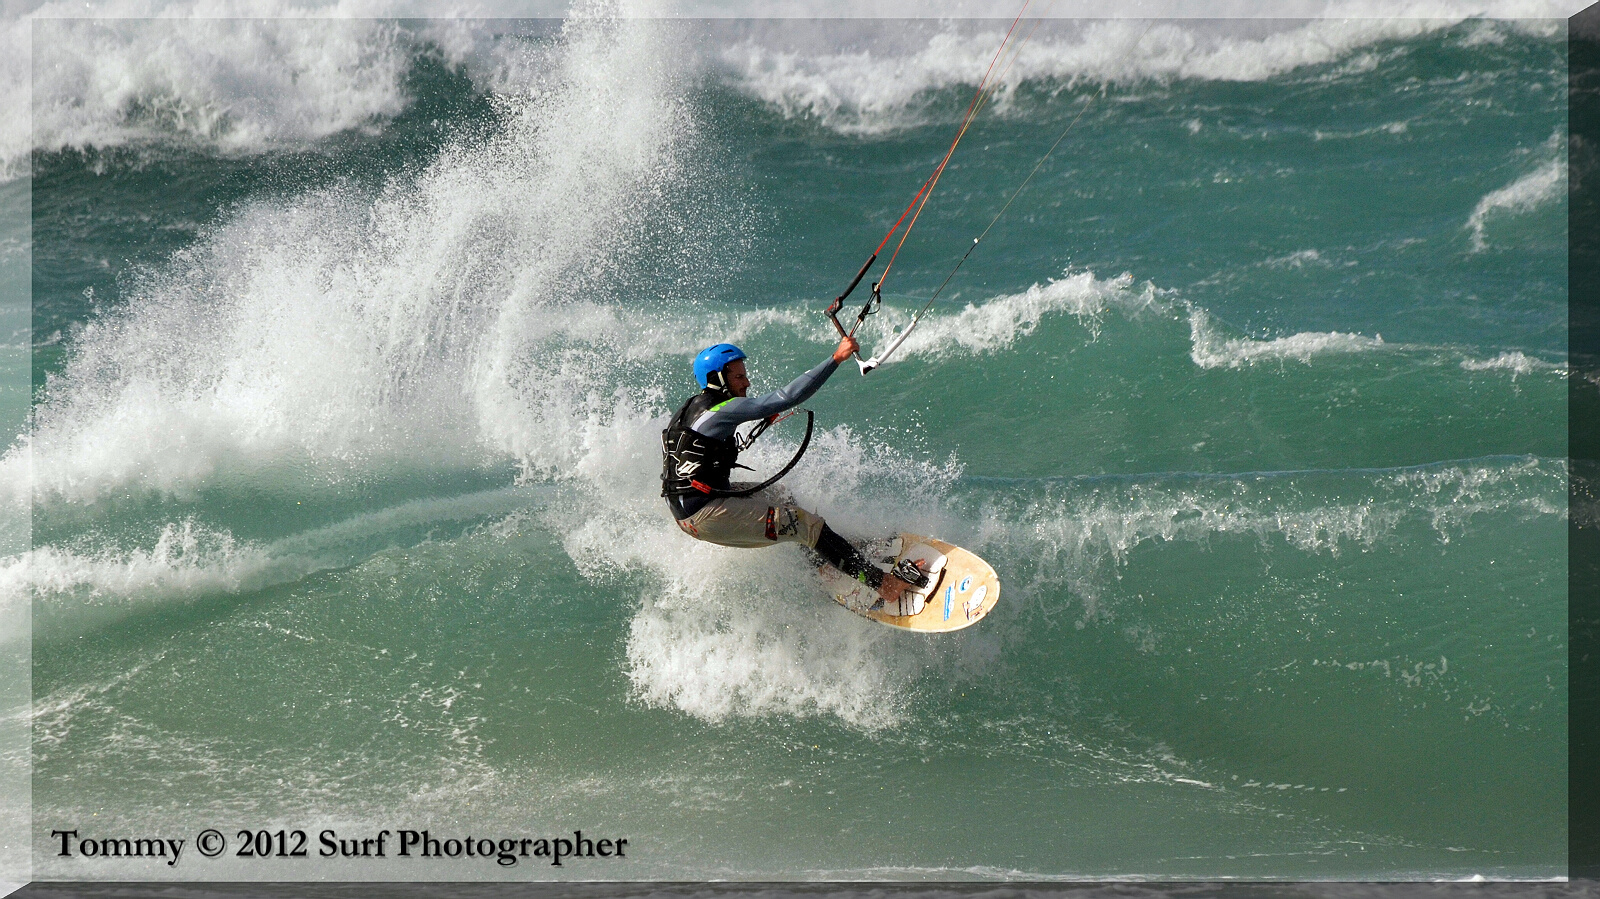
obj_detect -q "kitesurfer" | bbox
[662,337,929,612]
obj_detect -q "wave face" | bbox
[13,10,1568,881]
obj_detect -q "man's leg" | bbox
[674,484,826,549]
[675,485,923,607]
[676,485,872,575]
[812,525,884,589]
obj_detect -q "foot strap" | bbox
[891,557,930,588]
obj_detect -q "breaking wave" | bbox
[1465,131,1567,252]
[711,12,1562,132]
[1187,308,1385,369]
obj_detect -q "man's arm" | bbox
[689,335,858,439]
[690,357,839,438]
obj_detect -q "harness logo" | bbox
[676,460,700,477]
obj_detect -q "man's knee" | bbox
[758,499,823,548]
[785,506,825,548]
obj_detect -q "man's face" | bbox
[723,360,750,397]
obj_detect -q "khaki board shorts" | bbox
[675,484,825,549]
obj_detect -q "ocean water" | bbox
[1,8,1572,882]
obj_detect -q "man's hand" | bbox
[832,335,859,363]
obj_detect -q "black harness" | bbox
[660,390,814,501]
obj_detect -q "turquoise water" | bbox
[6,14,1569,880]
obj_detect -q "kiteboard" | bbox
[818,534,1000,632]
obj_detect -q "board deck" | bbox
[818,533,1000,632]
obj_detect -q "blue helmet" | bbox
[693,343,746,389]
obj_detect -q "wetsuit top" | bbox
[665,356,840,520]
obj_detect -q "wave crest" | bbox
[1465,130,1567,252]
[1188,309,1384,370]
[713,14,1560,132]
[863,270,1158,365]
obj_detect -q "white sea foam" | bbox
[6,7,698,506]
[31,17,399,155]
[7,6,1565,176]
[2,486,546,644]
[1466,130,1568,252]
[710,13,1561,132]
[5,521,278,614]
[8,8,455,179]
[0,15,27,183]
[1187,308,1384,370]
[0,519,286,645]
[862,269,1158,365]
[1389,456,1566,539]
[1261,249,1332,269]
[624,586,909,728]
[1460,351,1566,379]
[1310,120,1411,140]
[1187,302,1561,378]
[3,2,570,180]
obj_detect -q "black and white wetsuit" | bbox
[665,357,838,521]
